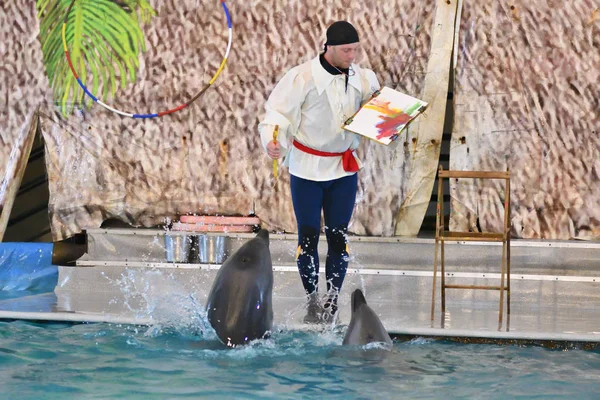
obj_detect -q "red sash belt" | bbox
[292,140,359,172]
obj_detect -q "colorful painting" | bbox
[343,86,427,145]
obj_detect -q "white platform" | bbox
[1,229,599,346]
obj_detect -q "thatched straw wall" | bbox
[450,1,599,239]
[1,0,597,241]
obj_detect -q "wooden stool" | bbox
[431,166,511,328]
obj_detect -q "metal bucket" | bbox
[164,235,192,263]
[191,235,230,264]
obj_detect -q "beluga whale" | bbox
[205,229,274,347]
[342,289,393,346]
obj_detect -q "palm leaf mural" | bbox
[36,0,156,115]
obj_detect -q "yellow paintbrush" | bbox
[272,125,279,180]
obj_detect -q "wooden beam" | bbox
[394,0,462,236]
[439,170,510,179]
[0,109,39,241]
[444,285,507,291]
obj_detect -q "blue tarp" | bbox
[0,243,58,294]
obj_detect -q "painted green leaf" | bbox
[36,0,156,116]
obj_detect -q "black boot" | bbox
[303,292,323,324]
[321,291,339,323]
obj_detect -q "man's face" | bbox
[331,43,360,69]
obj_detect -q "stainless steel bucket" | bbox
[164,235,192,263]
[191,235,230,264]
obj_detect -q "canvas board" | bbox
[343,86,428,145]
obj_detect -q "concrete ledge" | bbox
[2,262,595,343]
[82,229,600,277]
[1,227,598,348]
[1,262,599,345]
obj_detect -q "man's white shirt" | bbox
[259,56,380,181]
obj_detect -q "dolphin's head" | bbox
[351,289,368,314]
[225,229,271,270]
[205,228,274,347]
[343,288,393,347]
[256,228,269,245]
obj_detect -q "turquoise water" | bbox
[1,319,599,399]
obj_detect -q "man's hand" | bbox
[266,140,281,159]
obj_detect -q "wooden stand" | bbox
[431,166,511,329]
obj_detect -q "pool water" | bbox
[1,318,599,399]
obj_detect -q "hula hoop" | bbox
[61,0,232,118]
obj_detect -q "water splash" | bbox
[107,268,212,338]
[363,341,394,351]
[407,337,434,345]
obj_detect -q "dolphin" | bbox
[342,289,393,346]
[205,229,274,347]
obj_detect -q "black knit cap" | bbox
[325,21,359,46]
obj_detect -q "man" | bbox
[258,21,380,323]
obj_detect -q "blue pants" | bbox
[290,173,358,296]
